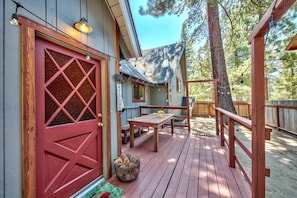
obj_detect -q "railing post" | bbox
[251,36,266,198]
[228,117,235,168]
[215,109,219,136]
[185,81,191,133]
[139,106,142,117]
[219,112,224,146]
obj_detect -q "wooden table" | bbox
[128,113,175,152]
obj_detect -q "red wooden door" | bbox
[35,37,103,197]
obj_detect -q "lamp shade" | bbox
[10,13,19,26]
[74,17,93,33]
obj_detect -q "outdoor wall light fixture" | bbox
[74,17,93,33]
[240,74,244,84]
[10,1,23,26]
[86,52,91,60]
[269,14,277,29]
[10,13,19,26]
[9,0,99,61]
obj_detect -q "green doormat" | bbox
[82,182,125,198]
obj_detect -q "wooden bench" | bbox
[121,125,141,144]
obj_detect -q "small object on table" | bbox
[157,109,164,115]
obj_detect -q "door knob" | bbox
[97,113,102,118]
[98,122,104,127]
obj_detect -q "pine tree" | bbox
[139,0,236,113]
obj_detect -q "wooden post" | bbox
[21,25,36,198]
[228,118,235,168]
[153,127,159,152]
[130,124,135,148]
[185,81,191,133]
[251,36,266,198]
[219,112,224,146]
[214,80,219,135]
[248,1,296,197]
[139,106,142,116]
[114,22,122,157]
[171,119,174,135]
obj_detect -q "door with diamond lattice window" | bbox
[35,37,103,197]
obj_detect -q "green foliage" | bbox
[210,0,297,101]
[139,0,297,101]
[269,52,297,100]
[139,0,187,17]
[264,5,297,100]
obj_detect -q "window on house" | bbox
[176,77,181,93]
[133,82,145,102]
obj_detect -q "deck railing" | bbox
[139,105,190,132]
[216,107,271,190]
[194,101,297,134]
[121,106,140,126]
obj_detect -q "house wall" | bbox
[169,68,185,106]
[1,0,119,197]
[2,2,22,198]
[121,79,151,125]
[168,65,185,115]
[0,1,4,197]
[151,86,167,106]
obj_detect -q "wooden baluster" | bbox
[228,117,235,168]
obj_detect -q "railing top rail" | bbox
[187,79,219,83]
[216,107,272,133]
[140,105,187,110]
[123,106,140,110]
[265,104,297,109]
[216,107,252,129]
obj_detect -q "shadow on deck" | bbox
[108,117,251,198]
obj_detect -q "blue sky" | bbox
[129,0,188,50]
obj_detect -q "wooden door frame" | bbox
[114,23,122,156]
[19,15,111,198]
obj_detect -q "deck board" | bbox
[121,132,176,197]
[175,136,194,197]
[210,137,232,197]
[148,137,185,197]
[108,121,251,198]
[163,135,191,198]
[205,135,220,198]
[198,136,209,197]
[186,136,199,197]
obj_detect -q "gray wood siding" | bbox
[121,80,151,125]
[0,1,4,197]
[3,1,22,198]
[151,86,167,105]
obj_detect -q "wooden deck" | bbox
[108,118,251,198]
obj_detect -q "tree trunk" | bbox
[207,2,236,114]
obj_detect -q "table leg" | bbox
[153,127,158,152]
[130,124,134,148]
[171,119,174,134]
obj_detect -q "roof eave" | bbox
[105,0,142,58]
